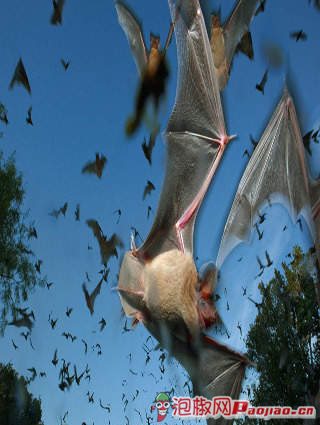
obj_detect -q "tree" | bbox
[0,362,43,425]
[236,246,320,425]
[0,151,45,335]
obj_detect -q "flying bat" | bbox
[61,59,70,70]
[117,0,252,418]
[215,88,316,275]
[9,58,31,94]
[142,180,155,200]
[26,106,33,125]
[290,30,307,42]
[49,201,68,218]
[82,153,107,179]
[82,277,104,315]
[115,1,179,135]
[255,69,268,94]
[209,0,259,90]
[142,133,156,165]
[51,0,66,25]
[86,219,124,265]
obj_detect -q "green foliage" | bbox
[0,152,45,335]
[236,246,320,425]
[0,362,43,425]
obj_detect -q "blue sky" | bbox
[0,1,320,424]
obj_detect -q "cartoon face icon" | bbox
[152,393,171,422]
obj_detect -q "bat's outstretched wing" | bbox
[223,0,258,71]
[216,88,313,269]
[136,0,230,261]
[115,1,148,77]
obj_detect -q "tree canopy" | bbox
[0,362,43,425]
[236,246,320,425]
[0,151,45,335]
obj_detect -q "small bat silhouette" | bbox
[61,59,70,70]
[142,134,156,165]
[82,278,103,315]
[9,58,31,94]
[290,30,307,42]
[75,204,80,221]
[143,180,155,200]
[82,153,107,179]
[256,69,268,94]
[49,202,68,218]
[86,219,123,265]
[51,0,66,25]
[52,349,58,366]
[26,107,33,125]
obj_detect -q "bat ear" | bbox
[199,261,217,297]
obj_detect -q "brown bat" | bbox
[9,58,31,94]
[82,153,107,179]
[115,1,179,135]
[117,1,252,421]
[51,0,66,25]
[86,219,124,265]
[209,0,259,90]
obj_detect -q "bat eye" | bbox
[156,402,162,408]
[164,402,170,408]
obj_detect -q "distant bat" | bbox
[86,219,124,265]
[49,202,68,218]
[82,153,107,179]
[9,58,31,94]
[256,69,268,94]
[75,204,80,221]
[26,107,33,125]
[51,0,66,25]
[143,180,155,200]
[142,134,156,165]
[290,30,307,42]
[61,59,70,70]
[52,349,58,366]
[82,277,104,315]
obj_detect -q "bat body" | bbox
[115,1,177,135]
[117,1,251,420]
[209,0,259,90]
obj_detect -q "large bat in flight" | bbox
[117,0,253,422]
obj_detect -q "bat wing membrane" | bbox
[216,88,314,268]
[138,0,227,259]
[223,0,258,71]
[115,2,148,77]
